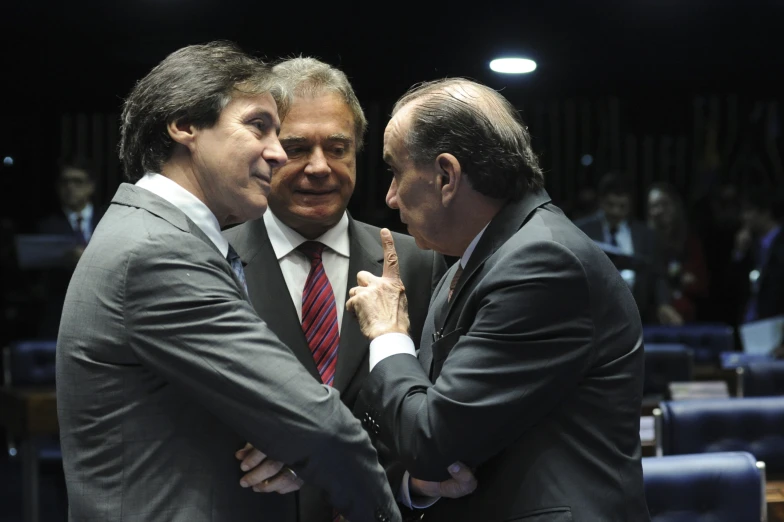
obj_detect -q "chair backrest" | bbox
[2,340,57,386]
[655,397,784,473]
[644,343,694,396]
[642,451,766,522]
[742,361,784,397]
[643,324,734,364]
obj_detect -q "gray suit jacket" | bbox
[56,183,400,522]
[356,190,650,522]
[224,215,446,522]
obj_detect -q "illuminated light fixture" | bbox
[489,57,537,74]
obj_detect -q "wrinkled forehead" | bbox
[383,104,415,162]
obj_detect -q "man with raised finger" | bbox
[223,57,476,521]
[347,79,650,521]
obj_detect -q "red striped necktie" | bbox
[298,241,339,387]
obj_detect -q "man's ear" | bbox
[167,119,197,148]
[435,153,462,207]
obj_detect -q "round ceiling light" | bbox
[489,57,537,74]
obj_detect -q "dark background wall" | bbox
[1,0,782,228]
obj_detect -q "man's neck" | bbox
[159,159,222,224]
[65,202,89,214]
[451,195,504,258]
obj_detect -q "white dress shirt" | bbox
[602,218,636,289]
[135,173,228,256]
[65,202,94,242]
[264,210,350,331]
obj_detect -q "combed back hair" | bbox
[391,78,543,200]
[119,40,290,182]
[272,57,367,151]
[598,171,632,199]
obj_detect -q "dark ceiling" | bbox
[4,0,784,111]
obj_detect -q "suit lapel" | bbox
[238,219,321,380]
[436,189,552,331]
[333,218,383,392]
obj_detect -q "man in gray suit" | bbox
[56,41,399,522]
[223,57,474,522]
[346,79,650,521]
[575,172,683,325]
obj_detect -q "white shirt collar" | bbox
[135,173,229,257]
[460,223,489,268]
[65,202,93,221]
[264,209,350,260]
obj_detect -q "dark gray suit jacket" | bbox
[56,184,400,522]
[224,215,446,522]
[576,214,669,322]
[356,190,650,522]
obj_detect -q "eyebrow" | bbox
[279,134,354,146]
[248,109,281,133]
[382,153,394,166]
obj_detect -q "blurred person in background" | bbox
[35,158,105,337]
[732,185,784,324]
[646,182,708,323]
[577,172,683,325]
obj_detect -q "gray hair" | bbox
[392,78,544,199]
[272,57,367,151]
[119,40,290,182]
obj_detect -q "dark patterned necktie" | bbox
[609,226,619,247]
[448,264,464,302]
[298,241,339,387]
[74,214,87,245]
[226,245,248,295]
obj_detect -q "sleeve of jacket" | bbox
[123,232,400,522]
[358,240,595,481]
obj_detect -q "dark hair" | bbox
[119,40,289,182]
[58,156,95,182]
[598,172,632,199]
[741,184,784,220]
[647,181,688,256]
[272,56,367,151]
[391,78,543,200]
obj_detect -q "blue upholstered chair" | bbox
[740,361,784,398]
[643,451,767,522]
[644,343,694,397]
[643,324,734,365]
[654,397,784,474]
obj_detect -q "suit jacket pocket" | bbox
[505,507,572,522]
[430,327,464,378]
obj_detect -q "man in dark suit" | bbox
[35,159,106,337]
[346,79,650,521]
[732,186,784,323]
[576,172,683,325]
[56,41,400,522]
[223,58,472,522]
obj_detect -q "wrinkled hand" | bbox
[346,229,410,339]
[235,443,303,494]
[657,304,684,326]
[410,462,477,499]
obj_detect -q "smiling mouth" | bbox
[296,189,336,196]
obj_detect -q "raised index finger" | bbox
[380,228,400,280]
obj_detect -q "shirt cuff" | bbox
[397,470,440,509]
[369,332,416,371]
